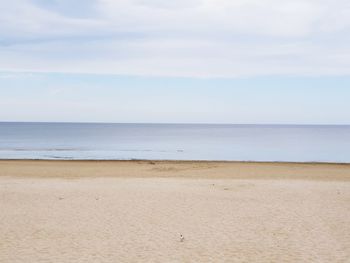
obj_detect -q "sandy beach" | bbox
[1,160,350,262]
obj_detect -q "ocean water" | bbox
[0,122,349,163]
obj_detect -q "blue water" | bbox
[0,122,349,163]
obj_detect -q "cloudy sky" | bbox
[1,0,350,124]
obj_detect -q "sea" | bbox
[0,122,349,163]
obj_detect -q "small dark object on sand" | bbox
[180,234,185,242]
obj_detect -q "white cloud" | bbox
[96,0,322,37]
[0,0,350,77]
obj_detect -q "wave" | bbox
[0,148,82,152]
[0,148,185,153]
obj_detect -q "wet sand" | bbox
[1,160,350,262]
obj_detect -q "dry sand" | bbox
[1,160,350,262]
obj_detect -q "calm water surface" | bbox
[0,122,349,163]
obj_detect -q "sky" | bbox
[0,0,350,124]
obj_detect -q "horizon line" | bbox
[0,121,349,126]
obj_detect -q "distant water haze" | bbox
[0,122,349,163]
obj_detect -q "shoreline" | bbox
[1,159,350,180]
[1,158,350,165]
